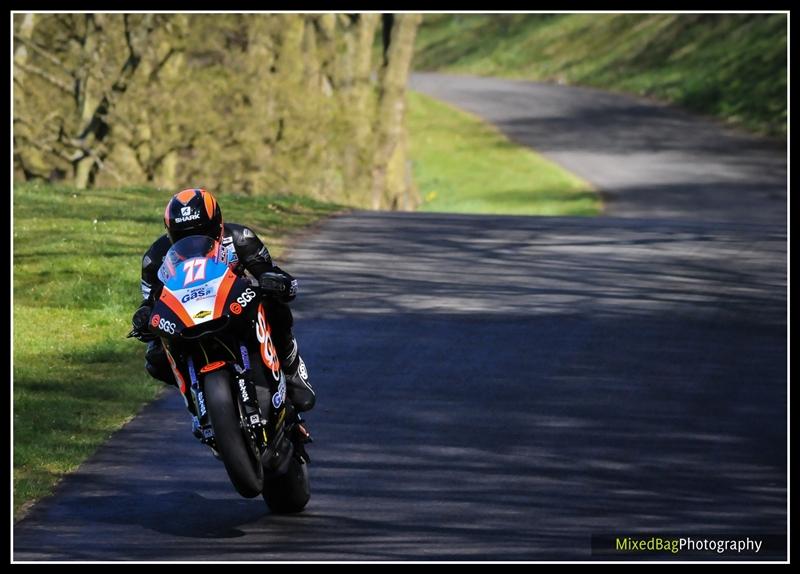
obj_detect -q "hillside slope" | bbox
[414,14,787,137]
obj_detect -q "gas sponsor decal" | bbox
[193,310,212,319]
[181,286,215,303]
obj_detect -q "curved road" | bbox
[410,73,787,224]
[14,75,787,561]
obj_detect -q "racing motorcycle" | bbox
[129,234,310,513]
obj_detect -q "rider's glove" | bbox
[130,304,156,341]
[259,271,298,302]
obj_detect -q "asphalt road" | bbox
[410,73,787,224]
[14,75,787,561]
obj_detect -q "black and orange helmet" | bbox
[164,188,223,244]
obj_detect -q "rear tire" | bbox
[204,370,263,498]
[262,456,310,513]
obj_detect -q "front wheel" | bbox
[204,370,263,498]
[262,456,310,513]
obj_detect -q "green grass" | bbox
[414,14,787,137]
[13,183,341,518]
[408,91,600,215]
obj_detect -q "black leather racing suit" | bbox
[138,223,305,404]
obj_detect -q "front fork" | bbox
[234,363,309,474]
[183,350,297,472]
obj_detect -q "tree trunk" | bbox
[13,14,40,180]
[73,14,154,188]
[371,13,421,210]
[339,14,379,206]
[73,15,104,188]
[153,15,188,190]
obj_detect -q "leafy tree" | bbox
[13,13,422,209]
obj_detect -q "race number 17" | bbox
[183,259,207,286]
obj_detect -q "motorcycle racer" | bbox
[130,188,315,437]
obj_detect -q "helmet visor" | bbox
[169,218,220,243]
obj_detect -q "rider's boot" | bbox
[281,338,316,413]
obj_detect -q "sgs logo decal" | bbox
[157,317,177,334]
[237,288,256,308]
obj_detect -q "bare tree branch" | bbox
[148,47,179,82]
[14,61,73,95]
[14,34,68,69]
[15,134,76,164]
[75,14,154,142]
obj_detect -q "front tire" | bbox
[262,456,310,513]
[204,370,263,498]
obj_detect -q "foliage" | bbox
[13,14,422,207]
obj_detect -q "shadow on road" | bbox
[14,212,787,560]
[291,213,786,326]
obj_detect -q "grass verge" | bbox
[12,182,341,518]
[407,90,600,216]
